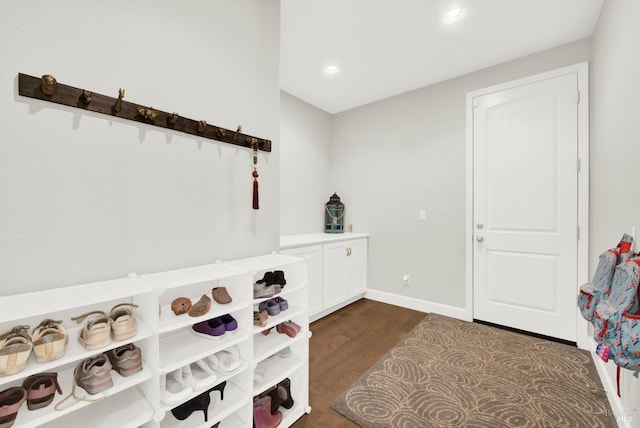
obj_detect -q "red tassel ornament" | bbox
[252,169,259,210]
[252,139,260,210]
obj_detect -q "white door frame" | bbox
[464,62,590,348]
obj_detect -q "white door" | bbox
[472,72,579,341]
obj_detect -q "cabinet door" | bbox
[323,242,349,308]
[345,238,368,298]
[281,245,323,317]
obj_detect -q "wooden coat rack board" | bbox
[17,73,272,152]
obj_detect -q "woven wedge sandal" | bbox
[31,319,67,363]
[0,326,32,376]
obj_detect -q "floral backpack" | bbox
[591,255,640,396]
[578,234,634,323]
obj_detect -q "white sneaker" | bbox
[182,360,218,391]
[206,346,240,374]
[160,369,193,405]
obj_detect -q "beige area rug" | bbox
[332,313,617,428]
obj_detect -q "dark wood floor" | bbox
[291,299,426,427]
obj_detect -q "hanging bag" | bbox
[578,234,634,323]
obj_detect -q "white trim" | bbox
[465,62,590,343]
[589,338,633,428]
[365,289,469,320]
[309,294,364,323]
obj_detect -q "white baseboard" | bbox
[309,294,365,323]
[364,289,470,321]
[588,337,633,428]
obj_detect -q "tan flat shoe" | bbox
[71,311,111,350]
[212,287,232,304]
[31,319,67,363]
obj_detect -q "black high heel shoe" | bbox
[210,380,226,401]
[171,390,211,422]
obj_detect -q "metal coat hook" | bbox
[112,88,125,113]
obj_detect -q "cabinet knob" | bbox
[476,236,484,243]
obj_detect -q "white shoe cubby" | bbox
[0,277,156,428]
[227,253,311,427]
[0,253,309,428]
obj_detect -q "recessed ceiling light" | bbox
[443,7,464,23]
[445,8,462,18]
[324,65,340,75]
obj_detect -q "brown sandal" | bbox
[171,297,192,315]
[189,295,211,317]
[22,373,62,410]
[254,310,269,327]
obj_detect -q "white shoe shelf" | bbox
[0,253,310,428]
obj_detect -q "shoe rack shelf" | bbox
[0,277,157,428]
[0,253,310,428]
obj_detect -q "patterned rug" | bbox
[332,313,617,427]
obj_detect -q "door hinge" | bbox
[576,158,581,173]
[577,226,581,240]
[473,97,480,108]
[577,90,581,104]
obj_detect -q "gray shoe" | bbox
[75,354,113,395]
[254,282,276,298]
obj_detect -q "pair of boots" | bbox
[253,378,294,428]
[253,395,282,428]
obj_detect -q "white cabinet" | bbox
[281,233,368,321]
[0,277,156,428]
[0,254,309,428]
[324,239,367,307]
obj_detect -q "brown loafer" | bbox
[212,287,232,304]
[0,386,27,428]
[22,373,62,410]
[171,297,192,315]
[189,295,211,317]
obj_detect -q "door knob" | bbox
[476,223,484,229]
[476,236,484,242]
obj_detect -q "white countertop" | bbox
[280,232,369,249]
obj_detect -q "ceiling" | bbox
[280,0,604,114]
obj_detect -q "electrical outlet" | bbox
[403,274,410,285]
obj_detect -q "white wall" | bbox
[0,0,280,295]
[280,92,332,235]
[591,0,640,423]
[330,39,592,309]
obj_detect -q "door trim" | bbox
[464,62,590,348]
